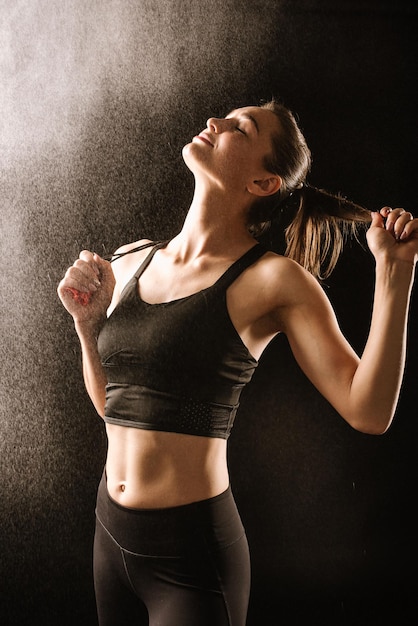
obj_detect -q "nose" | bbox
[206,117,223,133]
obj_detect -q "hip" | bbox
[96,469,246,557]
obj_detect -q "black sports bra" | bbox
[97,241,268,439]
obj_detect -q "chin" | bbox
[182,142,206,172]
[181,143,192,170]
[182,142,191,158]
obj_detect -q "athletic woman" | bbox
[58,100,418,625]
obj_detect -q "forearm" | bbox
[349,257,415,433]
[74,319,108,417]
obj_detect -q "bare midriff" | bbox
[104,423,229,509]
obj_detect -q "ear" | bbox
[247,174,282,197]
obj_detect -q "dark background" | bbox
[1,1,417,624]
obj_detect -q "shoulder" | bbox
[109,238,154,296]
[111,238,154,273]
[112,238,154,258]
[254,251,338,338]
[229,249,327,332]
[251,250,323,308]
[226,249,332,343]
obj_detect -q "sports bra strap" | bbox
[133,241,267,287]
[133,241,169,280]
[213,243,267,290]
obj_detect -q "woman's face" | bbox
[182,106,280,196]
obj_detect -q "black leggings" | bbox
[93,472,251,625]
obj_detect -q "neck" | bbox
[171,182,256,259]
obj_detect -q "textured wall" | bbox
[1,1,417,624]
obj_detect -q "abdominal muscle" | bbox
[104,423,229,509]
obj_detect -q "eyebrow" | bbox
[228,110,260,134]
[241,113,259,134]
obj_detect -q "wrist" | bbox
[375,251,415,272]
[374,255,415,294]
[74,316,106,339]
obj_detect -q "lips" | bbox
[195,134,214,147]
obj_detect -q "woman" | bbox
[58,100,418,626]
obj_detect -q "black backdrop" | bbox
[1,1,417,624]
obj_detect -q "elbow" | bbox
[357,424,390,436]
[94,403,106,419]
[347,412,394,436]
[85,384,106,418]
[90,395,106,419]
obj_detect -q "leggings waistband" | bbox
[95,471,244,556]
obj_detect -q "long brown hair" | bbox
[248,99,371,279]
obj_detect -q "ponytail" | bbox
[248,99,372,280]
[283,184,371,280]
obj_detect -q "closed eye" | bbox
[225,114,248,135]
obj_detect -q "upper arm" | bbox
[277,262,360,417]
